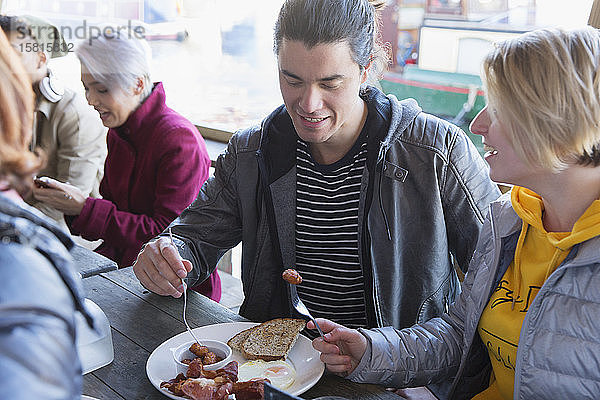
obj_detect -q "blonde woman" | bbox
[313,27,600,399]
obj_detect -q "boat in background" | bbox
[378,0,541,153]
[382,66,486,151]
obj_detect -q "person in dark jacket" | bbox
[0,28,95,399]
[313,27,600,400]
[134,0,497,355]
[31,31,221,301]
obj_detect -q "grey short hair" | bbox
[76,29,152,99]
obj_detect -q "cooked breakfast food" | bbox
[190,343,210,358]
[227,328,253,353]
[163,318,305,399]
[161,360,269,400]
[242,319,306,361]
[238,360,296,389]
[231,379,268,400]
[181,343,223,366]
[282,269,302,285]
[227,318,306,361]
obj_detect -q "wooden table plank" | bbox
[84,274,185,352]
[304,374,398,400]
[83,373,124,400]
[73,244,118,278]
[100,267,247,326]
[92,329,165,400]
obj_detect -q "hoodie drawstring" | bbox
[512,221,528,310]
[378,146,392,241]
[543,249,564,283]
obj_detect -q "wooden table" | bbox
[81,268,397,400]
[72,244,118,278]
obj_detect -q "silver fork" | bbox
[288,283,325,339]
[169,227,202,346]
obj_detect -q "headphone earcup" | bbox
[39,75,64,103]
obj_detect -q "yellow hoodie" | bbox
[473,186,600,400]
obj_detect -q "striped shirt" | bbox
[295,128,369,329]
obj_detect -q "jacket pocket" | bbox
[418,269,458,324]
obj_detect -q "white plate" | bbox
[147,322,324,399]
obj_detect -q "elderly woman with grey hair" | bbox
[33,31,221,301]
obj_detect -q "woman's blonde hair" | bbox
[483,27,600,172]
[0,29,43,195]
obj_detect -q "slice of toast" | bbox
[227,326,255,352]
[241,318,306,361]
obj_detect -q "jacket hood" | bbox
[499,186,600,305]
[511,186,600,250]
[257,104,295,184]
[377,94,421,161]
[0,193,95,328]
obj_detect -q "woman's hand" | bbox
[310,318,367,376]
[32,177,86,216]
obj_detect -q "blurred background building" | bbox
[1,0,594,153]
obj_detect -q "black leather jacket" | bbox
[169,87,500,329]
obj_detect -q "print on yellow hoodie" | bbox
[473,186,600,400]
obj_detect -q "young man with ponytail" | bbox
[134,0,498,373]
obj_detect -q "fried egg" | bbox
[238,360,296,389]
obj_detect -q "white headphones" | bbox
[39,70,64,103]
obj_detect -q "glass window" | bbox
[1,0,285,141]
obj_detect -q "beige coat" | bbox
[28,87,107,229]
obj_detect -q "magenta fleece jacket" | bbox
[69,82,221,301]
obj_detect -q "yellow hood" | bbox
[509,186,600,306]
